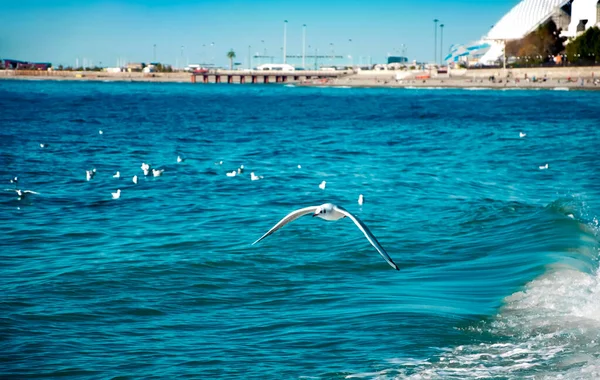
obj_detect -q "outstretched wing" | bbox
[334,205,399,270]
[252,206,319,245]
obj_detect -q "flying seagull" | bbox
[252,203,399,270]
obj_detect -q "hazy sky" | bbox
[0,0,517,67]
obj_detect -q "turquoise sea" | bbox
[1,80,600,379]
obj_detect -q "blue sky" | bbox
[0,0,517,67]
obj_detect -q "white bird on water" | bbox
[13,189,39,200]
[519,132,527,138]
[226,171,237,177]
[113,171,120,179]
[237,165,245,174]
[10,176,18,185]
[252,203,399,270]
[86,168,97,181]
[141,163,151,176]
[251,172,263,181]
[99,130,104,135]
[152,169,164,177]
[40,143,47,148]
[358,194,364,205]
[539,163,549,170]
[319,181,326,190]
[112,189,121,199]
[177,155,185,163]
[132,175,138,184]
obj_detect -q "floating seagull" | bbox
[319,181,326,190]
[152,169,164,177]
[539,163,549,170]
[519,132,527,138]
[132,175,138,184]
[177,155,185,163]
[111,189,121,199]
[86,168,97,181]
[99,130,104,135]
[251,172,263,181]
[40,143,47,148]
[9,176,18,186]
[298,165,302,169]
[237,165,245,174]
[252,203,399,270]
[113,171,120,179]
[215,160,223,165]
[358,194,364,205]
[141,163,150,171]
[226,171,237,177]
[14,189,39,200]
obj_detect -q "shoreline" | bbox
[2,70,599,91]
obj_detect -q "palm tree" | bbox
[227,49,236,70]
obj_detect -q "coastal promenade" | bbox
[2,67,599,90]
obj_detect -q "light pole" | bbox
[440,24,444,66]
[302,24,306,69]
[181,45,184,69]
[433,19,439,65]
[283,20,288,64]
[330,42,334,65]
[348,39,353,66]
[248,45,252,69]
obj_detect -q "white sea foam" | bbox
[347,212,600,379]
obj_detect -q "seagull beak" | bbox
[312,213,318,217]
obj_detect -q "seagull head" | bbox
[313,203,335,218]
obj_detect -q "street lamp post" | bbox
[348,39,353,66]
[302,24,306,69]
[330,42,334,65]
[440,24,444,66]
[433,19,439,65]
[181,45,184,69]
[248,45,252,69]
[283,20,288,64]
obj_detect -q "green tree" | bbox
[506,20,566,63]
[226,49,236,70]
[566,27,600,63]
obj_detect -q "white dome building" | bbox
[476,0,600,65]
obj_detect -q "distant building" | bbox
[1,59,52,70]
[562,0,600,37]
[475,0,600,65]
[444,42,491,66]
[387,56,408,64]
[126,63,144,72]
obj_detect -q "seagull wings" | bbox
[252,206,319,245]
[334,205,399,270]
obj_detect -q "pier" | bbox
[190,69,349,84]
